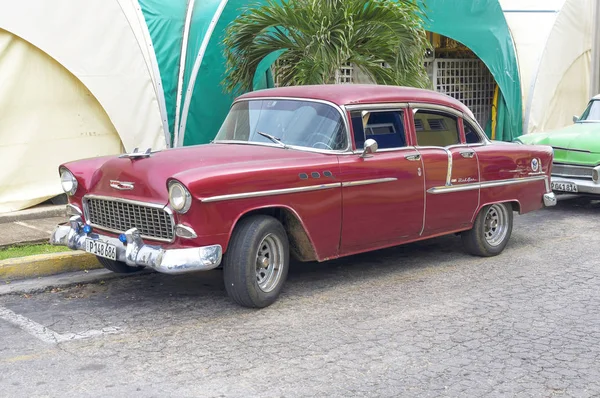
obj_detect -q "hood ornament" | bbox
[119,147,153,159]
[110,180,135,191]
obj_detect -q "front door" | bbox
[340,108,425,254]
[411,108,479,234]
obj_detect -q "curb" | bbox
[0,205,65,224]
[0,251,101,281]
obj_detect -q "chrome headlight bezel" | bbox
[168,181,192,214]
[593,165,600,184]
[60,168,78,196]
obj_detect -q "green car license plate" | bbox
[551,182,578,193]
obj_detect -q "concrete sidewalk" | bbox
[0,204,101,281]
[0,205,65,249]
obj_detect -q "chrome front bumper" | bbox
[50,216,222,274]
[551,176,600,195]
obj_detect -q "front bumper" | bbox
[50,216,222,274]
[551,176,600,195]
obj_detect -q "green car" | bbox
[515,95,600,195]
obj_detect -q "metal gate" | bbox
[432,58,495,128]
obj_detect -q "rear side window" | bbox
[414,109,459,147]
[464,120,483,144]
[351,110,406,150]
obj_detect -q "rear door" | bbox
[410,106,479,235]
[339,106,425,253]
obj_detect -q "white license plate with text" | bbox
[85,239,117,260]
[551,182,578,193]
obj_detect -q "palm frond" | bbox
[223,0,430,94]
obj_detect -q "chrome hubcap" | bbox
[484,204,509,246]
[255,234,284,293]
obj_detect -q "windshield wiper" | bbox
[257,131,287,148]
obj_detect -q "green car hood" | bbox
[516,123,600,166]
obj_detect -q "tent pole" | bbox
[173,0,196,148]
[591,0,600,97]
[178,0,230,147]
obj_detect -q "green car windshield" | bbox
[578,100,600,122]
[214,99,348,151]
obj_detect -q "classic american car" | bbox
[516,94,600,195]
[51,84,556,308]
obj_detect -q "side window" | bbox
[464,120,483,144]
[350,110,406,150]
[414,109,459,147]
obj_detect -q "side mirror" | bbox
[361,139,378,158]
[573,115,579,123]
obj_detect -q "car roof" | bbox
[592,94,600,100]
[237,84,473,117]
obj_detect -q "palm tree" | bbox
[223,0,430,94]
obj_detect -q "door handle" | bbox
[404,154,421,161]
[459,151,475,159]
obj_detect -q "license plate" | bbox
[551,182,578,193]
[85,239,117,260]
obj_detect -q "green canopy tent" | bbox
[420,0,522,141]
[138,0,522,146]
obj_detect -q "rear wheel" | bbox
[223,215,289,308]
[461,203,513,257]
[96,257,144,273]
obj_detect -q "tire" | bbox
[96,257,144,273]
[461,203,513,257]
[223,215,290,308]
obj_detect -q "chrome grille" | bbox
[85,197,174,241]
[551,163,593,180]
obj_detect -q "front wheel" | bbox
[223,215,289,308]
[461,203,513,257]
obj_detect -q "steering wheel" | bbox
[309,132,333,150]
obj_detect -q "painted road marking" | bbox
[14,221,53,235]
[0,306,119,344]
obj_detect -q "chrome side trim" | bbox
[345,103,408,111]
[445,148,453,186]
[427,175,547,194]
[341,178,398,187]
[552,146,591,153]
[201,182,341,203]
[408,102,465,118]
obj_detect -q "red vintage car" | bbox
[51,85,556,307]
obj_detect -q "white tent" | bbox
[501,0,594,134]
[0,0,167,213]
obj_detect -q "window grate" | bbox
[432,58,495,128]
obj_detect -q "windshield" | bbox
[578,100,600,122]
[215,99,348,151]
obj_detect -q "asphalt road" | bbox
[1,197,599,397]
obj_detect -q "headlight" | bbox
[168,181,192,213]
[60,168,78,196]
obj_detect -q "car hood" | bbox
[87,143,328,203]
[516,123,600,154]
